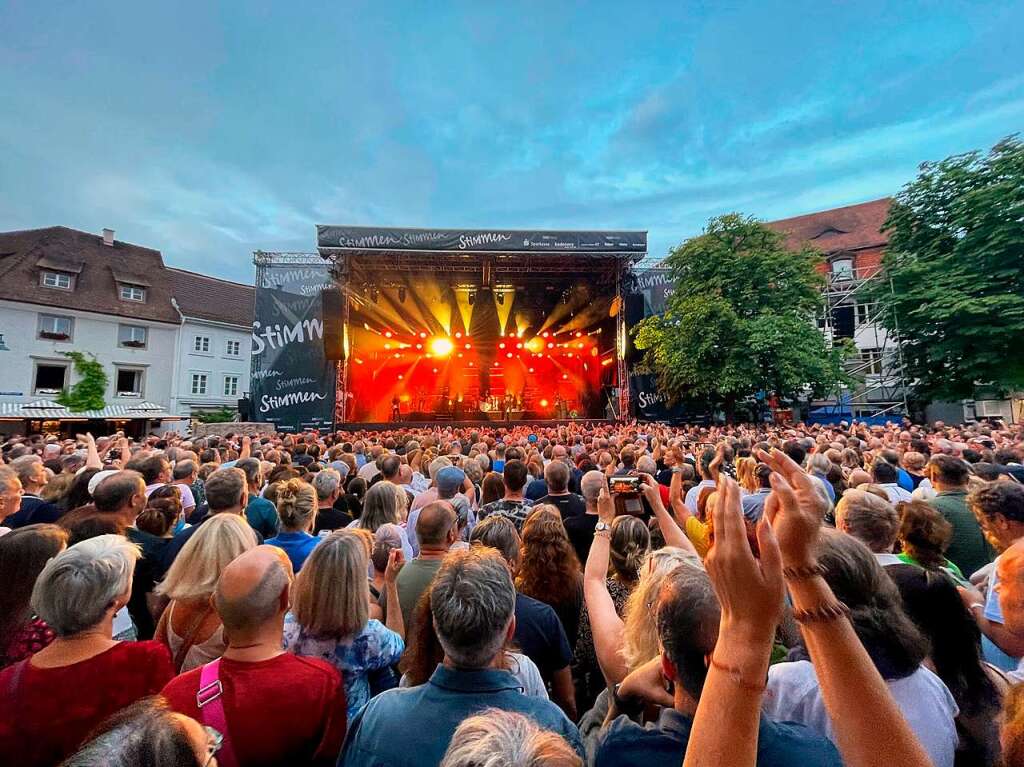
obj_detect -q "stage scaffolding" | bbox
[818,264,909,418]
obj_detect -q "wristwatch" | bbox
[595,521,611,533]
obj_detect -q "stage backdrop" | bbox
[251,263,336,431]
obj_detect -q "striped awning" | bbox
[0,400,183,421]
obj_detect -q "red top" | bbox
[0,640,175,767]
[162,652,348,767]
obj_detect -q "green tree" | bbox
[875,136,1024,400]
[633,214,848,413]
[56,352,108,411]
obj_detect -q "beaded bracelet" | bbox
[782,562,827,581]
[709,655,766,692]
[792,600,850,624]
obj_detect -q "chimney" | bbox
[102,228,115,247]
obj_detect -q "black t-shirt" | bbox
[564,513,600,569]
[314,505,352,535]
[536,493,586,521]
[513,593,573,679]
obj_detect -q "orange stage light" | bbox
[499,342,505,349]
[506,352,513,358]
[384,331,393,338]
[542,332,549,338]
[539,399,549,407]
[525,337,544,354]
[419,332,427,339]
[562,373,569,379]
[455,331,462,339]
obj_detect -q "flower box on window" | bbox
[121,340,146,348]
[40,331,70,341]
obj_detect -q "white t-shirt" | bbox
[764,660,958,767]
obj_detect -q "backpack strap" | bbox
[196,659,238,767]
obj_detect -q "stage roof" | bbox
[316,225,647,256]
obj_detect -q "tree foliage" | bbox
[56,351,108,411]
[875,135,1024,400]
[634,214,848,409]
[194,407,238,424]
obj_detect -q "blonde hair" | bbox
[276,478,317,532]
[621,546,701,671]
[157,515,257,600]
[291,530,369,639]
[735,457,758,493]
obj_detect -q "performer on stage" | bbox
[391,396,401,422]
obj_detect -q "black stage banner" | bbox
[317,225,647,253]
[251,264,336,432]
[627,267,688,422]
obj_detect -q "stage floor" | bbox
[335,418,617,430]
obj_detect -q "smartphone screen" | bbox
[608,476,640,494]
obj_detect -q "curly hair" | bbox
[897,500,953,570]
[514,506,581,607]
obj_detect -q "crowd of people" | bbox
[0,417,1023,766]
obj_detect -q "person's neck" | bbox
[934,481,966,493]
[504,492,524,502]
[222,620,286,663]
[419,543,450,560]
[442,651,505,672]
[33,615,117,667]
[548,489,570,497]
[584,504,598,516]
[24,485,43,495]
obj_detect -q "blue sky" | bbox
[1,1,1021,283]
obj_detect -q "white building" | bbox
[0,226,254,435]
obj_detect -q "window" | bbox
[193,336,211,353]
[34,363,68,394]
[861,348,883,376]
[41,271,73,290]
[191,373,208,395]
[225,340,241,357]
[855,302,873,327]
[119,284,146,302]
[118,324,148,348]
[831,258,854,281]
[223,375,239,396]
[115,368,144,397]
[38,314,73,341]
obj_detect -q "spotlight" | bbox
[525,337,544,354]
[528,367,534,373]
[469,362,474,367]
[562,373,569,379]
[499,343,506,349]
[547,343,554,349]
[540,399,549,408]
[493,361,499,367]
[398,287,406,304]
[516,343,523,349]
[455,332,462,339]
[398,374,404,380]
[575,331,582,337]
[464,343,471,349]
[415,343,423,350]
[432,368,439,374]
[384,343,391,350]
[542,332,549,338]
[384,331,393,338]
[506,352,513,359]
[430,337,454,357]
[393,353,401,359]
[419,332,427,339]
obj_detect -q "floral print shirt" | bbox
[282,614,404,721]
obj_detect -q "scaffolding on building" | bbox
[816,264,909,418]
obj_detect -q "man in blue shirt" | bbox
[595,563,842,767]
[340,547,583,766]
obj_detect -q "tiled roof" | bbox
[765,198,892,254]
[166,268,255,328]
[0,226,256,328]
[0,227,181,323]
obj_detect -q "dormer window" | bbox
[41,271,74,290]
[119,283,146,302]
[831,257,855,281]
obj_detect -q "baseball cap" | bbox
[436,466,466,497]
[87,469,120,497]
[329,460,351,478]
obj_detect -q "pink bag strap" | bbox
[196,659,238,767]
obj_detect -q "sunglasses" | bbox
[202,725,223,767]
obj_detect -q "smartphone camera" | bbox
[608,476,640,494]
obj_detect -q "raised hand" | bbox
[597,485,616,525]
[756,447,827,568]
[706,474,783,643]
[384,548,406,586]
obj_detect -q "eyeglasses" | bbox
[202,725,223,767]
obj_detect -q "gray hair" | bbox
[637,455,658,475]
[580,470,606,505]
[430,548,515,668]
[31,534,140,636]
[359,481,401,532]
[10,454,43,486]
[440,708,581,767]
[313,468,342,501]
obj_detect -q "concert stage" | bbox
[340,418,616,431]
[316,226,646,425]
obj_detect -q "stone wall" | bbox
[190,421,276,438]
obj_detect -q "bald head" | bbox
[417,500,458,547]
[214,545,292,635]
[580,470,606,507]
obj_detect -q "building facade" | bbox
[0,226,254,434]
[766,198,907,418]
